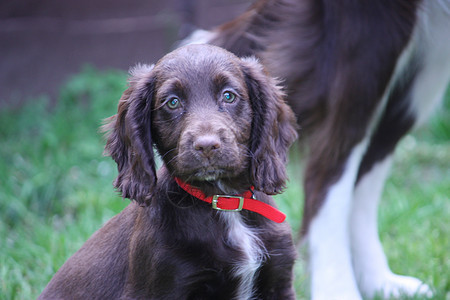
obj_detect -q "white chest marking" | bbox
[220,212,266,300]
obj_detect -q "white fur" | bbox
[305,38,406,297]
[409,0,450,128]
[350,156,393,297]
[309,141,369,300]
[220,212,266,300]
[309,2,450,299]
[179,29,216,46]
[306,15,421,299]
[344,2,450,298]
[350,156,432,298]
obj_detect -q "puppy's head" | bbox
[104,44,297,204]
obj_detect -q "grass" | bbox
[0,68,448,299]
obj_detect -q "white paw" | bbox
[364,273,433,299]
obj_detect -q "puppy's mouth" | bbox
[173,134,247,182]
[174,161,241,182]
[193,167,225,181]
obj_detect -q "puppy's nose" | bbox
[193,135,221,157]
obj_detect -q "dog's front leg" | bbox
[350,155,433,299]
[305,141,369,300]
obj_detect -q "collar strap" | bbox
[174,177,286,223]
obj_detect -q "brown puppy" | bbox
[39,44,298,300]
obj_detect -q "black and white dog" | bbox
[184,0,450,299]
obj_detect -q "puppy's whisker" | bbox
[165,153,180,168]
[160,148,177,161]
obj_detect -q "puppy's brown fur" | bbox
[39,44,297,300]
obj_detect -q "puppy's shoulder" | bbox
[38,202,141,299]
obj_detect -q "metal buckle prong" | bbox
[212,195,244,211]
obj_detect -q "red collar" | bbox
[174,177,286,223]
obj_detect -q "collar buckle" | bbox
[212,195,244,211]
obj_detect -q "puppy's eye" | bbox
[166,97,181,109]
[222,91,236,103]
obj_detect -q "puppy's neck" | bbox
[186,176,254,197]
[216,180,240,195]
[159,165,252,197]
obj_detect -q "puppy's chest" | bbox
[220,212,266,299]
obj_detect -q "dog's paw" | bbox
[363,273,433,299]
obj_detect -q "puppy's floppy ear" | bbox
[103,64,157,205]
[241,57,298,195]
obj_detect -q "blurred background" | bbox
[0,1,449,299]
[0,0,251,107]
